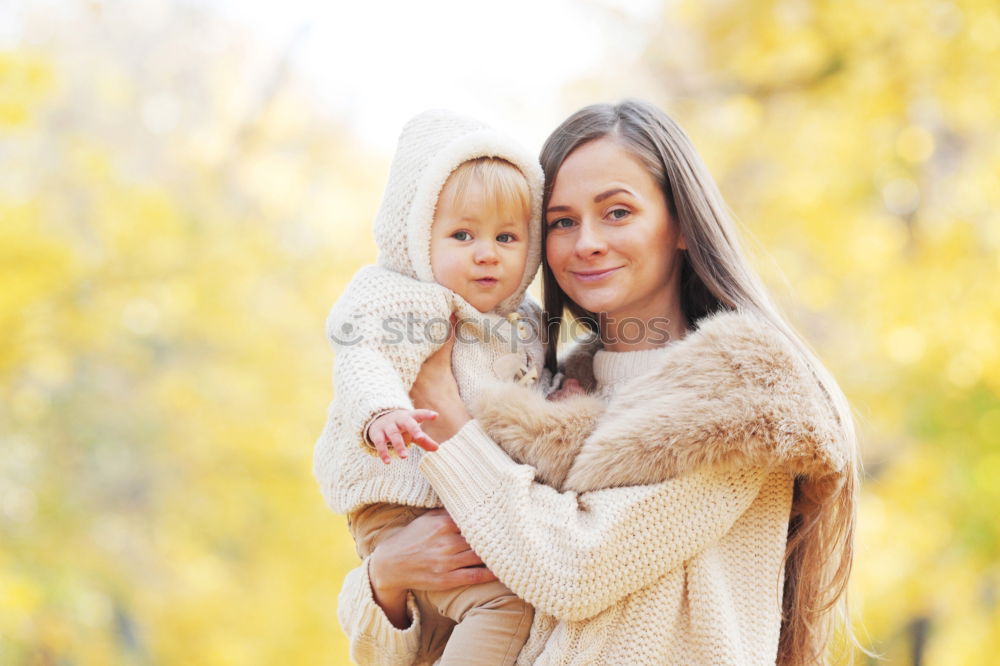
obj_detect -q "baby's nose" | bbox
[475,244,500,263]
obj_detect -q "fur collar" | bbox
[472,309,851,496]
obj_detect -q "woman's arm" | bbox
[337,509,499,664]
[400,320,764,625]
[419,421,766,622]
[338,556,424,665]
[409,332,766,622]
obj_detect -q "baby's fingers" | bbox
[386,426,408,460]
[412,432,439,452]
[399,415,438,452]
[373,435,392,465]
[411,409,438,424]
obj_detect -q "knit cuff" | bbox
[352,556,423,653]
[419,419,528,519]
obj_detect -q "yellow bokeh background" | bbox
[2,1,998,663]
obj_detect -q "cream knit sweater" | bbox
[336,310,853,665]
[313,110,546,516]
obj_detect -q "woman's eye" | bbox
[608,208,630,221]
[452,231,471,241]
[548,217,575,229]
[496,232,516,243]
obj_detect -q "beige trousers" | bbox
[349,502,533,666]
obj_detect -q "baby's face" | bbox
[430,175,530,313]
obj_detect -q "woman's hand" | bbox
[409,316,471,443]
[368,508,498,628]
[547,377,585,402]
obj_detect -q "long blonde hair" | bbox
[539,100,859,665]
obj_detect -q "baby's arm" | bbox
[325,265,454,454]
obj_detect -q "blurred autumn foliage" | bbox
[1,3,378,662]
[1,0,998,664]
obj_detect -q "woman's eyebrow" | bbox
[547,188,633,214]
[594,188,631,203]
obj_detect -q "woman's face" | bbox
[545,137,686,324]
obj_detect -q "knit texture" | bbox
[338,556,425,665]
[336,310,853,664]
[592,346,672,396]
[423,422,790,665]
[313,109,547,516]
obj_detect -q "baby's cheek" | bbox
[430,254,465,294]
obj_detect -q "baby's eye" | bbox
[548,217,575,229]
[451,231,471,241]
[608,208,630,221]
[496,232,517,243]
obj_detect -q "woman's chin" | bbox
[569,293,622,317]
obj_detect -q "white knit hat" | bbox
[373,109,544,315]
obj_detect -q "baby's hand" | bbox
[367,409,439,464]
[547,377,586,402]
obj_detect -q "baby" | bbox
[314,110,548,665]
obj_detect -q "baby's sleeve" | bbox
[326,265,453,451]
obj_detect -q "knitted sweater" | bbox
[313,110,546,515]
[336,310,853,664]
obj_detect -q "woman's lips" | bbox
[571,267,621,282]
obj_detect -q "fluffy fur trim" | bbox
[473,380,603,488]
[472,310,850,496]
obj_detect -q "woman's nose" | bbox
[575,220,608,257]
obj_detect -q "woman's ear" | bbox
[678,234,687,250]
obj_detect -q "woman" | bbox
[335,100,858,665]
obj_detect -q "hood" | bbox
[372,109,544,315]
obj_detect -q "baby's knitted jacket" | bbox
[313,110,546,515]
